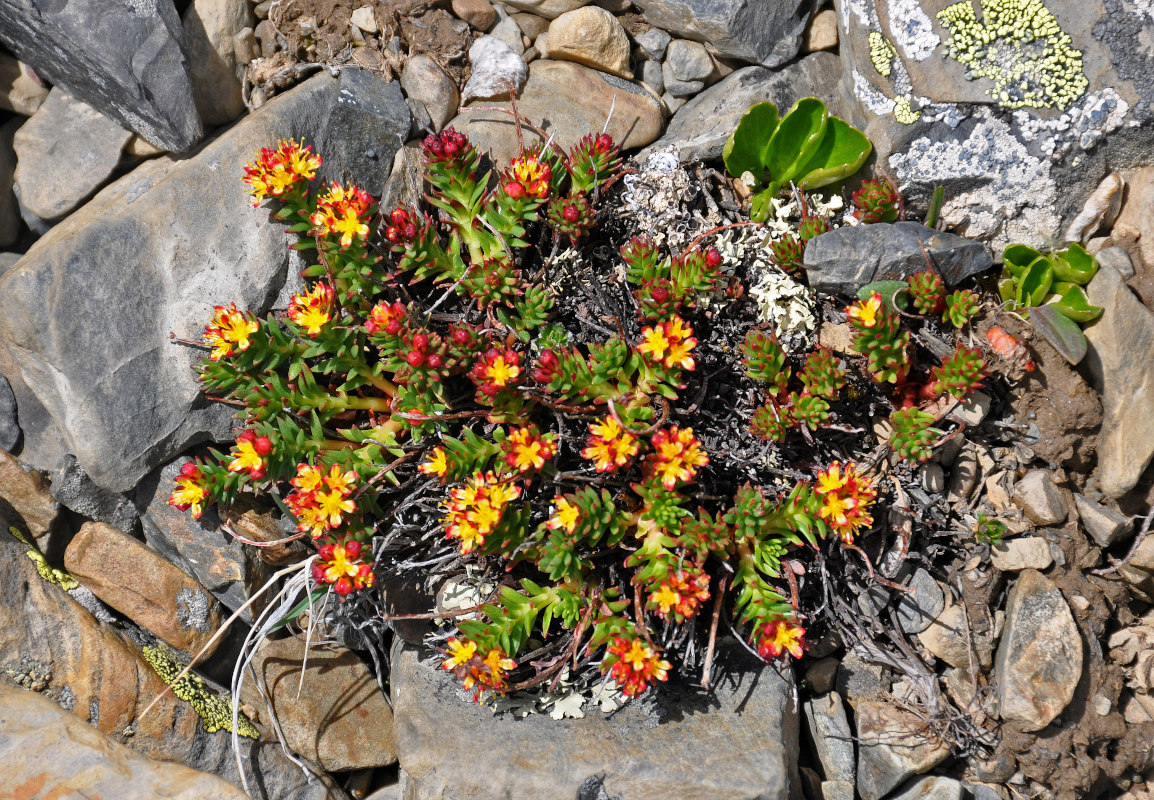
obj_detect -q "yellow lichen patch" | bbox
[868,32,898,78]
[9,525,79,590]
[142,644,260,739]
[937,0,1088,110]
[894,95,923,124]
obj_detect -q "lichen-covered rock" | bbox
[64,522,225,658]
[391,640,800,800]
[856,701,950,800]
[631,0,815,67]
[0,682,251,800]
[836,0,1154,250]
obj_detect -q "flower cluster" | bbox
[287,283,335,336]
[167,462,207,519]
[502,426,557,474]
[603,635,671,697]
[637,316,697,371]
[203,303,259,361]
[504,154,552,199]
[443,472,521,554]
[470,348,521,398]
[647,427,709,489]
[286,463,359,537]
[310,182,373,248]
[227,430,272,481]
[754,618,807,659]
[242,138,321,205]
[312,540,374,596]
[442,638,517,700]
[582,416,641,473]
[647,569,711,622]
[815,462,876,543]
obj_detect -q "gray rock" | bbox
[13,87,133,221]
[644,54,847,164]
[1012,470,1067,526]
[822,781,855,800]
[856,701,950,800]
[401,55,460,133]
[919,462,945,494]
[0,252,19,277]
[661,61,705,97]
[805,656,839,694]
[0,74,343,492]
[990,537,1054,572]
[630,0,814,67]
[0,119,17,249]
[0,371,17,452]
[491,16,525,55]
[136,458,269,617]
[634,26,671,60]
[995,570,1082,731]
[1096,246,1134,279]
[891,776,964,800]
[664,38,714,82]
[511,12,550,40]
[462,35,528,102]
[918,601,994,670]
[1074,494,1131,548]
[663,92,687,114]
[0,0,203,152]
[956,391,992,425]
[894,568,945,634]
[499,0,587,19]
[640,58,665,95]
[0,53,48,115]
[1084,263,1154,497]
[803,692,854,783]
[803,222,993,297]
[946,443,982,502]
[379,144,425,212]
[836,652,888,708]
[51,455,138,535]
[318,68,410,194]
[391,640,800,799]
[183,0,252,127]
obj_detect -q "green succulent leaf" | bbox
[1030,303,1088,364]
[1049,284,1103,322]
[1052,243,1098,285]
[857,280,909,310]
[764,98,828,196]
[1016,256,1053,307]
[997,276,1016,304]
[723,101,778,181]
[795,117,873,190]
[1002,244,1041,278]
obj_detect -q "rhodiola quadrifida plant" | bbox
[167,122,1004,708]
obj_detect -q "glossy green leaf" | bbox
[1002,244,1041,278]
[764,97,828,196]
[1030,303,1088,364]
[857,280,909,310]
[749,186,777,224]
[723,102,778,181]
[795,116,873,190]
[1050,284,1104,322]
[1052,243,1098,285]
[997,276,1017,304]
[1016,256,1053,307]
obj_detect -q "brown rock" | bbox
[546,7,633,78]
[451,59,663,166]
[990,537,1054,572]
[401,55,460,133]
[856,700,950,800]
[1114,166,1154,293]
[126,134,166,158]
[500,0,588,19]
[0,682,249,800]
[183,0,252,126]
[450,0,497,30]
[241,635,397,771]
[995,570,1082,731]
[65,521,224,657]
[805,8,838,52]
[0,53,48,115]
[918,600,994,670]
[0,449,60,542]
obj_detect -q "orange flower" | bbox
[545,496,581,534]
[505,155,552,199]
[365,301,407,336]
[442,638,518,700]
[814,461,876,543]
[203,303,259,361]
[638,315,697,371]
[242,138,321,205]
[502,427,557,473]
[312,540,374,596]
[470,349,521,397]
[847,293,883,329]
[227,430,271,480]
[286,462,358,537]
[646,426,708,489]
[755,618,807,660]
[647,569,710,621]
[310,182,373,248]
[418,446,450,480]
[442,471,521,554]
[288,283,335,336]
[605,635,671,697]
[581,415,640,473]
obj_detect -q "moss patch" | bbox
[142,643,260,739]
[9,525,79,590]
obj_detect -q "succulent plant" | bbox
[888,407,938,463]
[852,178,901,224]
[942,289,979,329]
[741,330,791,396]
[769,232,805,274]
[797,215,830,243]
[847,293,912,384]
[907,270,946,315]
[790,392,831,431]
[974,514,1006,546]
[800,347,846,400]
[930,345,986,399]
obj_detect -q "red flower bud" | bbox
[385,319,402,335]
[385,226,400,242]
[596,133,613,151]
[390,208,409,226]
[253,436,273,456]
[179,462,200,479]
[563,204,580,222]
[344,540,363,559]
[427,353,443,369]
[318,543,336,560]
[651,285,669,304]
[312,564,327,583]
[407,350,425,367]
[705,247,722,268]
[248,466,266,481]
[539,349,558,369]
[412,333,429,351]
[452,327,471,345]
[404,223,417,239]
[334,576,354,596]
[504,181,526,199]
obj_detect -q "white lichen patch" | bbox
[888,109,1060,248]
[886,0,941,61]
[1013,88,1130,158]
[854,69,898,117]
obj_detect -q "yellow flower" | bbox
[287,283,334,336]
[227,436,266,478]
[443,472,521,554]
[322,464,358,495]
[419,447,450,479]
[322,543,361,583]
[848,293,883,328]
[167,475,206,519]
[443,638,477,670]
[291,463,325,493]
[582,415,640,473]
[203,304,259,361]
[315,488,356,528]
[756,618,807,660]
[487,355,519,387]
[546,496,580,533]
[638,325,671,362]
[503,427,556,473]
[650,583,680,616]
[646,426,708,489]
